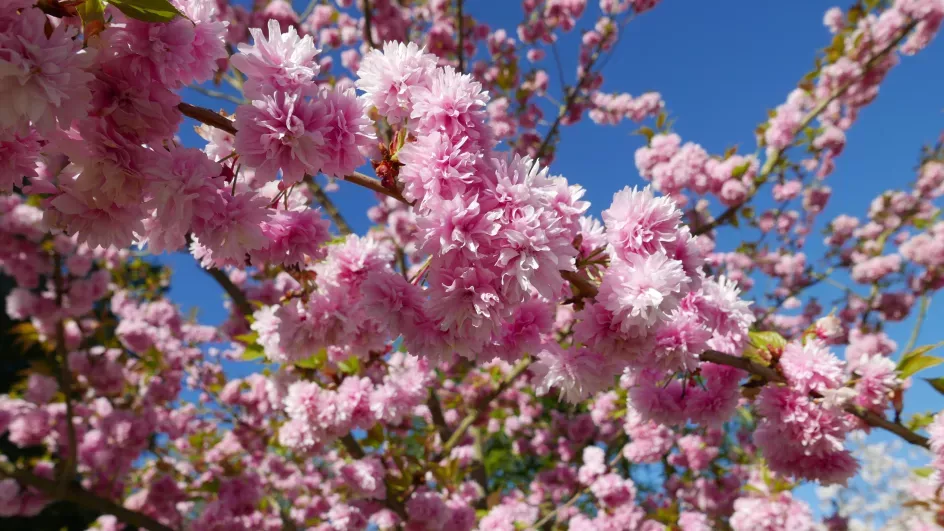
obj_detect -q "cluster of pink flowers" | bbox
[2,1,944,530]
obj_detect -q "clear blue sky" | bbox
[162,0,944,516]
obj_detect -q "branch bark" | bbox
[178,102,237,135]
[2,468,176,531]
[204,266,254,318]
[51,253,77,495]
[700,350,930,449]
[456,0,465,72]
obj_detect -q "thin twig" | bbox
[902,294,930,356]
[1,467,175,531]
[343,171,411,205]
[51,253,77,495]
[456,0,465,72]
[362,0,376,49]
[305,176,353,235]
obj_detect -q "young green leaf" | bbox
[108,0,183,23]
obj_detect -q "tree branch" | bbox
[305,176,353,236]
[699,350,930,449]
[426,388,452,443]
[1,468,176,531]
[693,20,919,237]
[530,446,623,529]
[51,253,77,495]
[178,102,236,135]
[362,0,376,49]
[204,266,254,318]
[456,0,465,72]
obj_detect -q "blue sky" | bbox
[161,0,944,516]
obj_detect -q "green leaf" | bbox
[294,349,327,369]
[731,161,752,179]
[338,355,360,375]
[925,377,944,396]
[914,466,934,478]
[900,341,944,364]
[898,354,943,379]
[633,126,655,143]
[234,332,258,344]
[241,343,265,361]
[107,0,183,22]
[749,330,787,351]
[906,412,935,431]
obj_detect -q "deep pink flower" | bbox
[234,91,331,186]
[249,209,331,267]
[0,7,94,132]
[315,87,375,177]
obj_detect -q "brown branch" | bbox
[51,253,77,495]
[456,0,465,72]
[1,468,175,531]
[178,102,236,135]
[306,176,354,236]
[340,433,366,459]
[693,19,919,237]
[426,388,452,443]
[560,270,599,299]
[699,350,930,449]
[699,350,785,384]
[339,434,408,519]
[362,0,376,49]
[204,266,254,317]
[343,171,410,205]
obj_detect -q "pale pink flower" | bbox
[356,41,438,124]
[231,19,320,99]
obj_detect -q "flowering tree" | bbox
[2,0,944,529]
